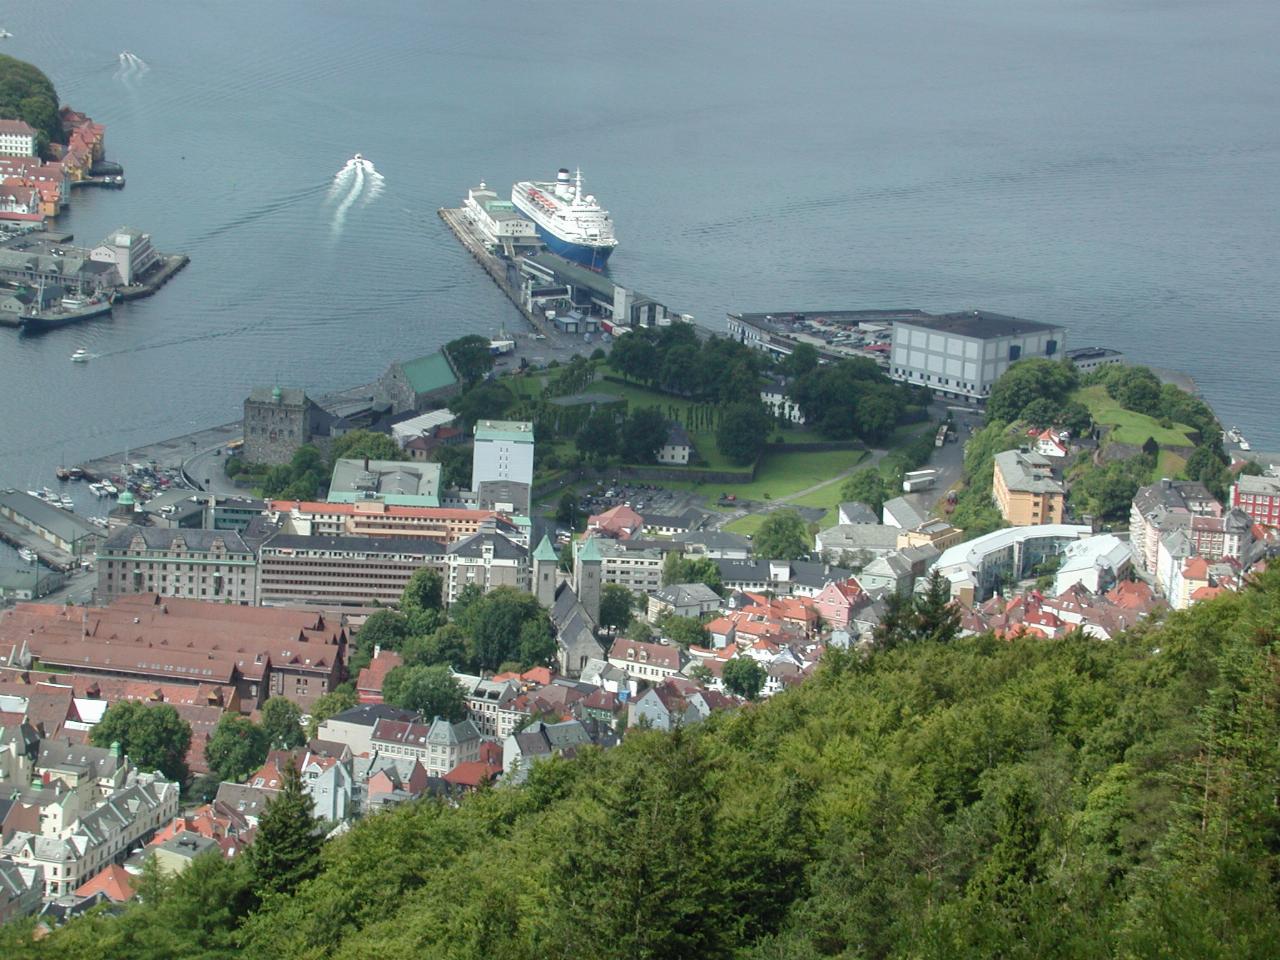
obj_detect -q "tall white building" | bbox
[471,419,534,491]
[889,310,1066,403]
[0,120,37,158]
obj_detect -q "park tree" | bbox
[402,622,469,668]
[347,608,411,673]
[661,552,723,594]
[625,619,654,644]
[381,665,467,721]
[985,358,1078,425]
[90,702,191,783]
[722,657,767,700]
[445,334,496,385]
[780,342,819,379]
[840,468,889,515]
[431,444,474,489]
[450,380,513,426]
[205,715,270,783]
[575,409,618,460]
[556,492,578,529]
[716,401,772,465]
[659,344,702,396]
[247,761,323,900]
[1103,365,1162,416]
[329,429,403,464]
[305,687,357,739]
[610,330,659,384]
[752,510,811,560]
[656,614,709,649]
[400,567,444,632]
[260,697,306,750]
[620,408,670,464]
[599,584,635,632]
[914,570,961,646]
[462,586,555,671]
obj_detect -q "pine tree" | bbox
[914,570,961,646]
[247,760,322,901]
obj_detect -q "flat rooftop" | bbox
[732,309,929,326]
[327,459,441,506]
[900,310,1062,339]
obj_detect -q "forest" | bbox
[6,568,1278,958]
[0,55,63,155]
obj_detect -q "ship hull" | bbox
[18,302,112,334]
[533,223,615,270]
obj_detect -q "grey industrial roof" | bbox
[898,310,1062,339]
[328,459,441,498]
[0,490,100,543]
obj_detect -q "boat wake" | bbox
[329,154,385,234]
[115,51,150,82]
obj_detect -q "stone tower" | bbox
[573,535,603,625]
[532,535,559,608]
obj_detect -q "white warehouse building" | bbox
[889,310,1066,403]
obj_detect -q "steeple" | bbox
[533,535,559,608]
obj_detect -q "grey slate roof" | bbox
[447,530,526,560]
[103,525,255,555]
[327,703,417,728]
[653,582,720,606]
[0,490,100,543]
[882,496,926,529]
[838,501,880,524]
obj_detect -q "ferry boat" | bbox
[510,168,618,269]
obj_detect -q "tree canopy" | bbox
[246,761,322,900]
[0,55,62,154]
[381,664,467,722]
[721,657,766,699]
[329,430,404,464]
[716,400,772,465]
[619,408,669,464]
[445,335,496,386]
[598,583,635,632]
[260,697,306,750]
[985,358,1079,425]
[89,702,192,784]
[204,715,269,783]
[451,585,555,671]
[751,509,811,560]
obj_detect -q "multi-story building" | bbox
[1231,474,1280,528]
[0,595,346,713]
[993,450,1066,526]
[760,376,805,424]
[369,717,482,776]
[445,527,528,603]
[932,524,1092,604]
[657,422,692,465]
[243,386,331,467]
[575,535,664,598]
[471,420,534,492]
[1,772,178,899]
[1130,479,1221,574]
[1065,346,1125,374]
[0,120,37,158]
[607,638,687,684]
[96,526,257,603]
[88,226,160,285]
[269,499,511,545]
[1189,509,1254,561]
[889,310,1066,403]
[327,459,442,507]
[257,534,446,607]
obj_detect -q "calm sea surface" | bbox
[0,0,1276,492]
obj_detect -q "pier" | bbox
[438,207,554,336]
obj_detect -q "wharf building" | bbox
[1066,346,1125,375]
[726,309,919,365]
[258,534,446,607]
[0,594,347,713]
[0,489,103,559]
[0,226,162,295]
[889,311,1065,403]
[463,182,540,251]
[96,527,258,603]
[519,252,683,331]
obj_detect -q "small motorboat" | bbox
[59,495,74,509]
[71,348,90,363]
[18,548,37,562]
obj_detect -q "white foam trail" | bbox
[361,159,385,204]
[331,162,365,234]
[115,51,149,83]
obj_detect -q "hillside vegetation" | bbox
[8,570,1280,959]
[0,54,62,154]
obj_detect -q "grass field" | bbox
[724,513,768,536]
[1076,385,1196,447]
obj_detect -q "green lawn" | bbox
[724,513,767,536]
[1076,385,1196,447]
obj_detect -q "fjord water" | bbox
[1,0,1276,487]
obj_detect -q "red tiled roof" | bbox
[74,864,135,902]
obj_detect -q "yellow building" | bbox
[993,449,1066,526]
[897,519,965,551]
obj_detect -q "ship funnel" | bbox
[555,167,573,199]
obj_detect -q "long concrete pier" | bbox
[438,208,555,337]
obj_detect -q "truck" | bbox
[902,469,938,493]
[935,424,949,447]
[489,339,515,355]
